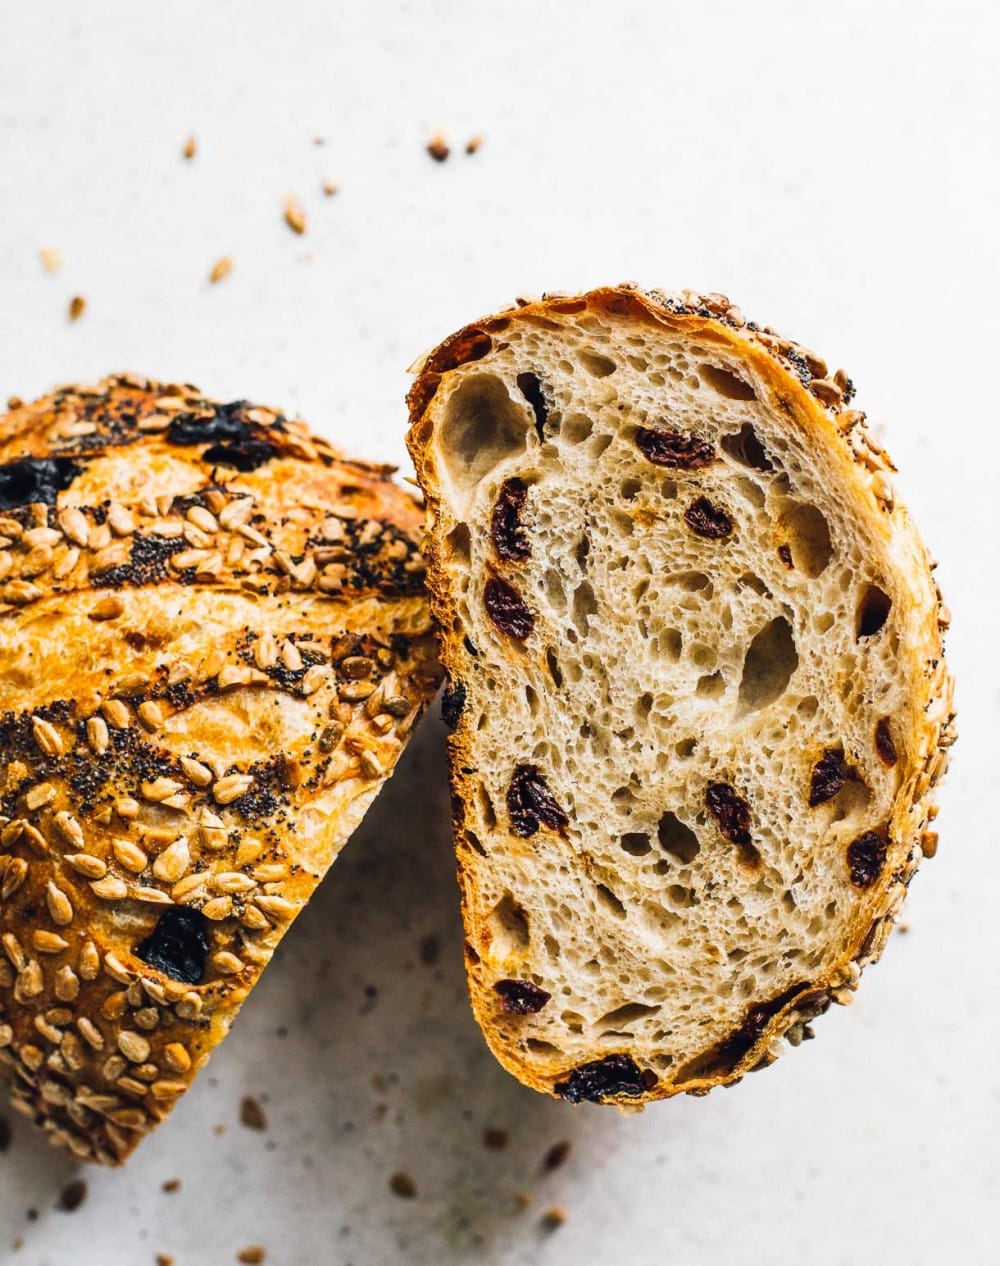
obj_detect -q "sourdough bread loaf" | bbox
[0,376,439,1162]
[407,286,954,1105]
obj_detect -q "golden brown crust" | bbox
[407,285,955,1106]
[0,376,439,1162]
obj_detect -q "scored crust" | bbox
[0,376,439,1163]
[407,285,955,1106]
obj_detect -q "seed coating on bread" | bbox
[0,376,439,1162]
[407,285,955,1105]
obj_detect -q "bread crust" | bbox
[0,376,439,1162]
[407,285,955,1105]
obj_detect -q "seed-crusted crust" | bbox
[407,284,955,1106]
[0,376,439,1163]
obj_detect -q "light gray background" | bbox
[0,2,996,1263]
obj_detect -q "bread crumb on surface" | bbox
[56,1179,88,1212]
[283,194,307,235]
[239,1095,268,1131]
[209,257,233,284]
[182,135,197,160]
[39,248,62,274]
[155,1255,174,1266]
[540,1206,568,1232]
[389,1171,417,1199]
[543,1140,571,1171]
[68,295,86,321]
[237,1248,266,1264]
[465,135,483,155]
[162,1178,181,1194]
[483,1127,508,1151]
[426,135,450,163]
[322,180,339,197]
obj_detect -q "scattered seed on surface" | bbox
[40,247,62,274]
[57,1179,88,1211]
[209,256,233,284]
[68,295,87,322]
[426,135,449,162]
[389,1171,417,1198]
[182,135,197,160]
[240,1095,267,1131]
[284,194,307,235]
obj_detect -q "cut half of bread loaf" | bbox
[0,376,439,1162]
[407,286,955,1105]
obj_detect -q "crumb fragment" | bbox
[389,1171,417,1199]
[322,180,339,197]
[162,1178,181,1194]
[543,1140,571,1171]
[313,136,325,146]
[57,1179,88,1212]
[6,396,23,411]
[237,1249,265,1264]
[39,248,62,274]
[156,1256,174,1266]
[483,1127,508,1151]
[426,135,450,163]
[465,135,483,155]
[539,1206,567,1232]
[419,934,440,966]
[240,1095,267,1131]
[209,257,233,284]
[183,135,197,160]
[68,295,87,322]
[513,1191,533,1211]
[283,195,307,235]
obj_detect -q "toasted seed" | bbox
[103,699,131,729]
[86,716,110,755]
[284,194,307,234]
[138,700,165,731]
[106,502,136,535]
[115,796,139,819]
[208,256,232,284]
[300,665,328,695]
[359,751,384,779]
[117,1030,151,1064]
[234,837,263,867]
[162,1041,192,1073]
[202,648,226,678]
[79,940,100,980]
[32,716,65,758]
[213,774,253,805]
[142,777,185,803]
[340,680,375,702]
[33,930,69,954]
[24,782,56,811]
[1,857,28,898]
[254,894,296,922]
[54,965,81,1002]
[90,595,125,621]
[17,960,44,999]
[180,756,213,787]
[46,882,74,926]
[281,639,303,671]
[103,951,133,984]
[153,837,191,884]
[213,872,257,894]
[2,931,26,970]
[91,875,129,901]
[65,853,108,880]
[53,811,85,848]
[68,295,87,321]
[201,896,233,921]
[318,723,343,752]
[57,507,90,548]
[211,951,244,975]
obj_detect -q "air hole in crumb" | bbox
[466,830,488,857]
[438,374,529,514]
[595,884,627,918]
[562,414,593,444]
[597,1002,658,1030]
[447,522,471,562]
[478,785,497,829]
[621,832,652,857]
[578,350,617,378]
[484,893,529,960]
[666,884,695,907]
[524,683,539,717]
[657,812,700,864]
[738,617,798,712]
[526,1038,560,1056]
[660,629,683,661]
[797,695,819,718]
[696,671,726,699]
[675,738,697,759]
[672,570,711,592]
[735,476,766,508]
[700,364,757,401]
[587,432,613,460]
[543,567,566,612]
[545,647,564,688]
[779,502,833,577]
[620,478,642,500]
[738,572,770,597]
[660,478,678,500]
[636,692,653,717]
[572,580,597,635]
[857,585,892,638]
[575,533,590,570]
[721,421,771,469]
[814,611,835,634]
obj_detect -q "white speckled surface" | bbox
[0,2,996,1263]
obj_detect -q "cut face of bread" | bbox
[0,377,439,1162]
[408,287,954,1105]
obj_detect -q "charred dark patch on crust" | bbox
[507,764,567,838]
[484,577,534,640]
[684,497,733,539]
[491,478,530,561]
[493,979,551,1014]
[440,679,467,730]
[635,427,715,470]
[91,532,189,588]
[424,328,493,376]
[0,456,82,511]
[202,439,276,471]
[554,1054,656,1103]
[847,830,887,888]
[135,908,210,985]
